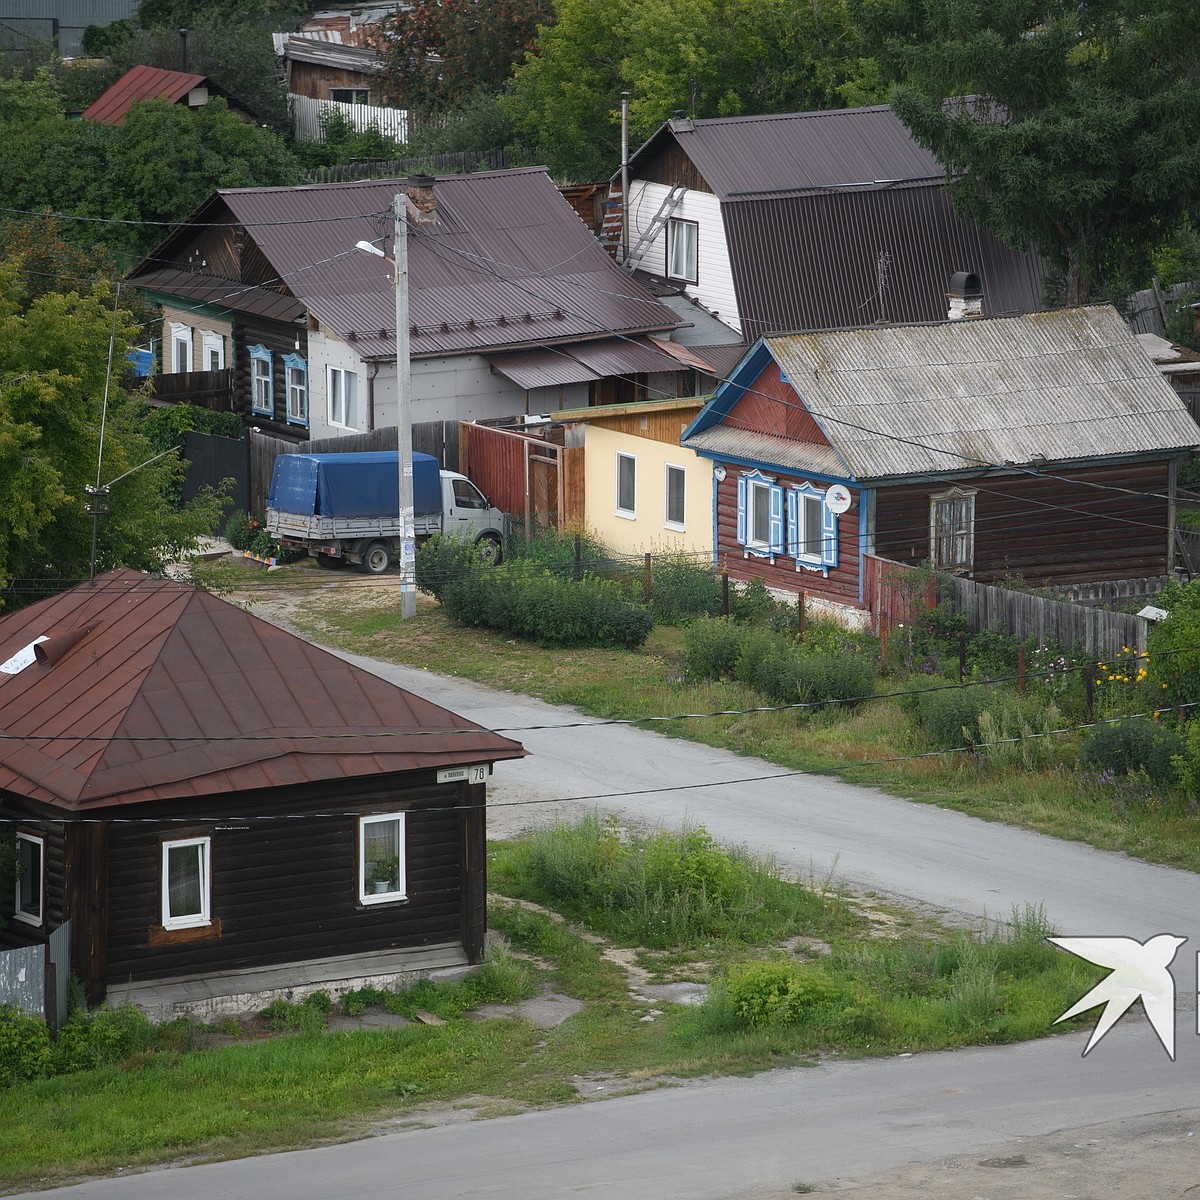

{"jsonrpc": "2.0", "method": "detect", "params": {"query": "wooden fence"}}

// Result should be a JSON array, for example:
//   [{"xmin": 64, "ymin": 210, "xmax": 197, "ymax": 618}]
[
  {"xmin": 861, "ymin": 553, "xmax": 935, "ymax": 636},
  {"xmin": 151, "ymin": 369, "xmax": 233, "ymax": 411},
  {"xmin": 950, "ymin": 576, "xmax": 1149, "ymax": 657}
]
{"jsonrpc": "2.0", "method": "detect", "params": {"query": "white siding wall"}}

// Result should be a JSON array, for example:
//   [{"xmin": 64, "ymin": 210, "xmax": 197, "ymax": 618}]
[{"xmin": 626, "ymin": 183, "xmax": 740, "ymax": 335}]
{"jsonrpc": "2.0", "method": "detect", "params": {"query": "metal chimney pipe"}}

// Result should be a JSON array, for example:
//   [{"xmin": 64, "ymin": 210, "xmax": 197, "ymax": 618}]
[
  {"xmin": 179, "ymin": 27, "xmax": 189, "ymax": 71},
  {"xmin": 620, "ymin": 92, "xmax": 630, "ymax": 264}
]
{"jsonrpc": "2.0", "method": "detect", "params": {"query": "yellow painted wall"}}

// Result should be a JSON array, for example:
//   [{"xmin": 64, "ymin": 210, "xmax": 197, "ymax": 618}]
[{"xmin": 583, "ymin": 425, "xmax": 713, "ymax": 557}]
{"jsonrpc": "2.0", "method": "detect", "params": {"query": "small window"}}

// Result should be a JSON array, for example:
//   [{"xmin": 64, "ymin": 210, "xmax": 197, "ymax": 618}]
[
  {"xmin": 201, "ymin": 329, "xmax": 225, "ymax": 372},
  {"xmin": 329, "ymin": 367, "xmax": 358, "ymax": 429},
  {"xmin": 169, "ymin": 322, "xmax": 193, "ymax": 374},
  {"xmin": 14, "ymin": 832, "xmax": 43, "ymax": 927},
  {"xmin": 162, "ymin": 837, "xmax": 210, "ymax": 930},
  {"xmin": 797, "ymin": 492, "xmax": 823, "ymax": 562},
  {"xmin": 667, "ymin": 219, "xmax": 698, "ymax": 283},
  {"xmin": 787, "ymin": 483, "xmax": 838, "ymax": 573},
  {"xmin": 616, "ymin": 452, "xmax": 636, "ymax": 518},
  {"xmin": 931, "ymin": 488, "xmax": 976, "ymax": 572},
  {"xmin": 284, "ymin": 353, "xmax": 308, "ymax": 426},
  {"xmin": 360, "ymin": 814, "xmax": 406, "ymax": 904},
  {"xmin": 736, "ymin": 471, "xmax": 784, "ymax": 559},
  {"xmin": 250, "ymin": 344, "xmax": 273, "ymax": 415},
  {"xmin": 452, "ymin": 478, "xmax": 487, "ymax": 509},
  {"xmin": 330, "ymin": 87, "xmax": 370, "ymax": 104},
  {"xmin": 664, "ymin": 463, "xmax": 685, "ymax": 529}
]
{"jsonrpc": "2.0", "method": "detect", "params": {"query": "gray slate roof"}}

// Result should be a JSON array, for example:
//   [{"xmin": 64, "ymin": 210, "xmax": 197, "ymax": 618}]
[{"xmin": 686, "ymin": 307, "xmax": 1200, "ymax": 481}]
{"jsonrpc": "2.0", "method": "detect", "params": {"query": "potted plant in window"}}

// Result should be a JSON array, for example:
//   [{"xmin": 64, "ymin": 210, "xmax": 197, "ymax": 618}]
[{"xmin": 368, "ymin": 854, "xmax": 399, "ymax": 894}]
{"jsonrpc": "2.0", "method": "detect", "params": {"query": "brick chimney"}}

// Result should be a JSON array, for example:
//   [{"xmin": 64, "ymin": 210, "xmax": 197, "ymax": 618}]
[
  {"xmin": 406, "ymin": 174, "xmax": 437, "ymax": 216},
  {"xmin": 947, "ymin": 270, "xmax": 983, "ymax": 320}
]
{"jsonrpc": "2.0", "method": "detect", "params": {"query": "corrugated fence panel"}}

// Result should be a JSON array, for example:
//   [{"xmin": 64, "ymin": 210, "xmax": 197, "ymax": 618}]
[
  {"xmin": 0, "ymin": 944, "xmax": 44, "ymax": 1019},
  {"xmin": 460, "ymin": 423, "xmax": 534, "ymax": 517},
  {"xmin": 291, "ymin": 94, "xmax": 408, "ymax": 144},
  {"xmin": 48, "ymin": 919, "xmax": 71, "ymax": 1028}
]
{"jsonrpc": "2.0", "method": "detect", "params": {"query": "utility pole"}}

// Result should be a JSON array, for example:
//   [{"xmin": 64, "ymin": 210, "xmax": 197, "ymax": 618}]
[{"xmin": 394, "ymin": 191, "xmax": 417, "ymax": 620}]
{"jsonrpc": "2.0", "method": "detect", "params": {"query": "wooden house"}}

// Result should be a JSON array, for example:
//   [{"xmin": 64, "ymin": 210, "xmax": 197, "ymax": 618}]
[
  {"xmin": 81, "ymin": 64, "xmax": 256, "ymax": 125},
  {"xmin": 0, "ymin": 570, "xmax": 525, "ymax": 1017},
  {"xmin": 127, "ymin": 170, "xmax": 698, "ymax": 449},
  {"xmin": 681, "ymin": 307, "xmax": 1200, "ymax": 622},
  {"xmin": 613, "ymin": 106, "xmax": 1046, "ymax": 343}
]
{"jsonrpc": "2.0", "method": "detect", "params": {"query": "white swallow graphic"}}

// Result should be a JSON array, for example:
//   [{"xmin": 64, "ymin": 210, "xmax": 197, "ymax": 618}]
[{"xmin": 1050, "ymin": 934, "xmax": 1185, "ymax": 1059}]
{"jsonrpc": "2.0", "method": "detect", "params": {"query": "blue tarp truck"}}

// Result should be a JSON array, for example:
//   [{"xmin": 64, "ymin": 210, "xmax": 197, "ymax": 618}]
[{"xmin": 266, "ymin": 451, "xmax": 508, "ymax": 573}]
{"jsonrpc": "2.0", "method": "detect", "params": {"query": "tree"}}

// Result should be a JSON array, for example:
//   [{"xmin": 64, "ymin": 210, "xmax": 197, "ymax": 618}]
[
  {"xmin": 506, "ymin": 0, "xmax": 881, "ymax": 182},
  {"xmin": 375, "ymin": 0, "xmax": 554, "ymax": 112},
  {"xmin": 0, "ymin": 260, "xmax": 227, "ymax": 606},
  {"xmin": 852, "ymin": 0, "xmax": 1200, "ymax": 304}
]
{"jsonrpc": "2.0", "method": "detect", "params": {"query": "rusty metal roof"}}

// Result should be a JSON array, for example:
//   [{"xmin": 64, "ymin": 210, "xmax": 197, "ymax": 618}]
[
  {"xmin": 81, "ymin": 65, "xmax": 209, "ymax": 125},
  {"xmin": 685, "ymin": 307, "xmax": 1200, "ymax": 481},
  {"xmin": 0, "ymin": 571, "xmax": 524, "ymax": 810},
  {"xmin": 628, "ymin": 107, "xmax": 945, "ymax": 199},
  {"xmin": 178, "ymin": 170, "xmax": 680, "ymax": 360}
]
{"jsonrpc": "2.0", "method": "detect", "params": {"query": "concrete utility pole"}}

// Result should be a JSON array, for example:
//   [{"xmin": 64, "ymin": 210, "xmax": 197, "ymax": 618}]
[{"xmin": 393, "ymin": 191, "xmax": 417, "ymax": 620}]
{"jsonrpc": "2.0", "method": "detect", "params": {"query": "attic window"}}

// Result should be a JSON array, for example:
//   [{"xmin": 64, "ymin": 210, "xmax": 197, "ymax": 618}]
[{"xmin": 667, "ymin": 219, "xmax": 698, "ymax": 284}]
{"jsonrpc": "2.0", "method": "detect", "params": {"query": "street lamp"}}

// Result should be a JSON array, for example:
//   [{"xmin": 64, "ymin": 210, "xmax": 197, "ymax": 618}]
[{"xmin": 356, "ymin": 191, "xmax": 416, "ymax": 620}]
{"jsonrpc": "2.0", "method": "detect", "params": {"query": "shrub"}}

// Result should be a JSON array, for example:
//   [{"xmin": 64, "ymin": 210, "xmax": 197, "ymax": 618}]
[
  {"xmin": 682, "ymin": 617, "xmax": 744, "ymax": 681},
  {"xmin": 793, "ymin": 652, "xmax": 878, "ymax": 709},
  {"xmin": 736, "ymin": 628, "xmax": 799, "ymax": 703},
  {"xmin": 259, "ymin": 997, "xmax": 325, "ymax": 1033},
  {"xmin": 1081, "ymin": 717, "xmax": 1184, "ymax": 783},
  {"xmin": 915, "ymin": 684, "xmax": 991, "ymax": 750},
  {"xmin": 729, "ymin": 577, "xmax": 781, "ymax": 626},
  {"xmin": 415, "ymin": 532, "xmax": 484, "ymax": 601},
  {"xmin": 51, "ymin": 1004, "xmax": 153, "ymax": 1074},
  {"xmin": 0, "ymin": 1005, "xmax": 52, "ymax": 1086},
  {"xmin": 648, "ymin": 557, "xmax": 720, "ymax": 624},
  {"xmin": 225, "ymin": 509, "xmax": 261, "ymax": 551},
  {"xmin": 725, "ymin": 961, "xmax": 837, "ymax": 1027}
]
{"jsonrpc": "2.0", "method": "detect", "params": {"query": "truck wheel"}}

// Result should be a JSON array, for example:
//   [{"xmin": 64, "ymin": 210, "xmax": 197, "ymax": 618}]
[
  {"xmin": 315, "ymin": 552, "xmax": 345, "ymax": 569},
  {"xmin": 361, "ymin": 541, "xmax": 391, "ymax": 574},
  {"xmin": 476, "ymin": 534, "xmax": 503, "ymax": 566}
]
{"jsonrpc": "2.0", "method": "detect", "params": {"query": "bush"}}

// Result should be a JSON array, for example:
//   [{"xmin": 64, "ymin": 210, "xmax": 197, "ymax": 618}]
[
  {"xmin": 440, "ymin": 561, "xmax": 653, "ymax": 649},
  {"xmin": 1081, "ymin": 717, "xmax": 1184, "ymax": 783},
  {"xmin": 0, "ymin": 1006, "xmax": 52, "ymax": 1086},
  {"xmin": 793, "ymin": 651, "xmax": 878, "ymax": 709},
  {"xmin": 225, "ymin": 509, "xmax": 261, "ymax": 551},
  {"xmin": 416, "ymin": 532, "xmax": 484, "ymax": 601},
  {"xmin": 915, "ymin": 684, "xmax": 990, "ymax": 750},
  {"xmin": 647, "ymin": 557, "xmax": 720, "ymax": 624},
  {"xmin": 725, "ymin": 961, "xmax": 837, "ymax": 1027},
  {"xmin": 683, "ymin": 617, "xmax": 744, "ymax": 681},
  {"xmin": 51, "ymin": 1005, "xmax": 153, "ymax": 1074}
]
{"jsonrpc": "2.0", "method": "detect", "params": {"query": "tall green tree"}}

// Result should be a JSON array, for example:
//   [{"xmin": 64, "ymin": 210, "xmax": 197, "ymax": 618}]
[
  {"xmin": 507, "ymin": 0, "xmax": 880, "ymax": 181},
  {"xmin": 0, "ymin": 260, "xmax": 227, "ymax": 604},
  {"xmin": 852, "ymin": 0, "xmax": 1200, "ymax": 304}
]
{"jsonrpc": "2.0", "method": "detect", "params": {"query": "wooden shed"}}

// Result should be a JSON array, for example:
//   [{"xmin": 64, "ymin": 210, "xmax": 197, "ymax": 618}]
[
  {"xmin": 682, "ymin": 307, "xmax": 1200, "ymax": 620},
  {"xmin": 0, "ymin": 571, "xmax": 525, "ymax": 1016}
]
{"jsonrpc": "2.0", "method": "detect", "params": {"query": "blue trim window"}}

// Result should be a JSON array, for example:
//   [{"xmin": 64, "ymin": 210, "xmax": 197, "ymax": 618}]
[
  {"xmin": 737, "ymin": 470, "xmax": 784, "ymax": 561},
  {"xmin": 250, "ymin": 344, "xmax": 273, "ymax": 415},
  {"xmin": 284, "ymin": 353, "xmax": 308, "ymax": 427},
  {"xmin": 786, "ymin": 483, "xmax": 838, "ymax": 576}
]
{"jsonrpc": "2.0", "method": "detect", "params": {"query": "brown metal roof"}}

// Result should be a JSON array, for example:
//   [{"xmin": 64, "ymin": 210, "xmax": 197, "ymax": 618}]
[
  {"xmin": 485, "ymin": 336, "xmax": 688, "ymax": 389},
  {"xmin": 724, "ymin": 181, "xmax": 1046, "ymax": 342},
  {"xmin": 0, "ymin": 571, "xmax": 525, "ymax": 810},
  {"xmin": 125, "ymin": 267, "xmax": 305, "ymax": 324},
  {"xmin": 81, "ymin": 65, "xmax": 209, "ymax": 125},
  {"xmin": 627, "ymin": 107, "xmax": 945, "ymax": 200},
  {"xmin": 211, "ymin": 170, "xmax": 681, "ymax": 359}
]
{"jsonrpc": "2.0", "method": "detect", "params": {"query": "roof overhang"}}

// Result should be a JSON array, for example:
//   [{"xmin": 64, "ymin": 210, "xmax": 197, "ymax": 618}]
[{"xmin": 485, "ymin": 337, "xmax": 686, "ymax": 390}]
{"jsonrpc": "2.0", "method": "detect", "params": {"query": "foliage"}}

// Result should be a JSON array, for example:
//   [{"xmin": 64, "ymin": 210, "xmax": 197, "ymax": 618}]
[
  {"xmin": 415, "ymin": 531, "xmax": 492, "ymax": 601},
  {"xmin": 50, "ymin": 1006, "xmax": 154, "ymax": 1075},
  {"xmin": 376, "ymin": 0, "xmax": 554, "ymax": 112},
  {"xmin": 138, "ymin": 402, "xmax": 242, "ymax": 457},
  {"xmin": 291, "ymin": 109, "xmax": 407, "ymax": 170},
  {"xmin": 439, "ymin": 558, "xmax": 653, "ymax": 649},
  {"xmin": 854, "ymin": 0, "xmax": 1200, "ymax": 304},
  {"xmin": 0, "ymin": 1007, "xmax": 52, "ymax": 1086},
  {"xmin": 1081, "ymin": 717, "xmax": 1184, "ymax": 784},
  {"xmin": 724, "ymin": 960, "xmax": 838, "ymax": 1027},
  {"xmin": 913, "ymin": 683, "xmax": 991, "ymax": 750},
  {"xmin": 224, "ymin": 510, "xmax": 260, "ymax": 552},
  {"xmin": 646, "ymin": 556, "xmax": 720, "ymax": 624},
  {"xmin": 0, "ymin": 262, "xmax": 228, "ymax": 606},
  {"xmin": 0, "ymin": 72, "xmax": 298, "ymax": 263},
  {"xmin": 506, "ymin": 0, "xmax": 883, "ymax": 181},
  {"xmin": 258, "ymin": 994, "xmax": 328, "ymax": 1034},
  {"xmin": 1145, "ymin": 576, "xmax": 1200, "ymax": 714},
  {"xmin": 682, "ymin": 616, "xmax": 745, "ymax": 680}
]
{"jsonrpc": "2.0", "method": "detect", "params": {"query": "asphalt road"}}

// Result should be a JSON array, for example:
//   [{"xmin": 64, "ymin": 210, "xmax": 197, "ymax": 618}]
[{"xmin": 17, "ymin": 652, "xmax": 1199, "ymax": 1199}]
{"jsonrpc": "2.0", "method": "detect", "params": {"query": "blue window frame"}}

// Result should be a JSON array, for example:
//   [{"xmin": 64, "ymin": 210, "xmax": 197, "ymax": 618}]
[
  {"xmin": 736, "ymin": 470, "xmax": 784, "ymax": 560},
  {"xmin": 249, "ymin": 344, "xmax": 273, "ymax": 415},
  {"xmin": 283, "ymin": 353, "xmax": 308, "ymax": 427},
  {"xmin": 786, "ymin": 483, "xmax": 838, "ymax": 576}
]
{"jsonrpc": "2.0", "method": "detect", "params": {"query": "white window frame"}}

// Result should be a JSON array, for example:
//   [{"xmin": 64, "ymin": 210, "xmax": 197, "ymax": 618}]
[
  {"xmin": 737, "ymin": 470, "xmax": 784, "ymax": 560},
  {"xmin": 284, "ymin": 353, "xmax": 308, "ymax": 426},
  {"xmin": 359, "ymin": 813, "xmax": 407, "ymax": 905},
  {"xmin": 169, "ymin": 322, "xmax": 193, "ymax": 374},
  {"xmin": 14, "ymin": 831, "xmax": 44, "ymax": 927},
  {"xmin": 328, "ymin": 366, "xmax": 358, "ymax": 429},
  {"xmin": 786, "ymin": 482, "xmax": 839, "ymax": 576},
  {"xmin": 615, "ymin": 451, "xmax": 636, "ymax": 519},
  {"xmin": 161, "ymin": 837, "xmax": 211, "ymax": 930},
  {"xmin": 666, "ymin": 218, "xmax": 698, "ymax": 283},
  {"xmin": 250, "ymin": 344, "xmax": 273, "ymax": 414},
  {"xmin": 200, "ymin": 329, "xmax": 225, "ymax": 372},
  {"xmin": 664, "ymin": 463, "xmax": 686, "ymax": 530},
  {"xmin": 930, "ymin": 487, "xmax": 976, "ymax": 573}
]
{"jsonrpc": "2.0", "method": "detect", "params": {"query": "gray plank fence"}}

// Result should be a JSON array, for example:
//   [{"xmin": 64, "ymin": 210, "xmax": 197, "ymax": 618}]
[{"xmin": 951, "ymin": 576, "xmax": 1150, "ymax": 658}]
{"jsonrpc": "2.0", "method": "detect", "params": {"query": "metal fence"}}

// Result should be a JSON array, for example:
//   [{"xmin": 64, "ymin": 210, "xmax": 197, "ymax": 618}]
[
  {"xmin": 0, "ymin": 920, "xmax": 71, "ymax": 1027},
  {"xmin": 291, "ymin": 94, "xmax": 408, "ymax": 144}
]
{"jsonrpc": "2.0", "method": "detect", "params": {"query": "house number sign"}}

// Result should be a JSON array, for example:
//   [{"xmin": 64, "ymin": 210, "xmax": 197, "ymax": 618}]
[{"xmin": 437, "ymin": 764, "xmax": 490, "ymax": 785}]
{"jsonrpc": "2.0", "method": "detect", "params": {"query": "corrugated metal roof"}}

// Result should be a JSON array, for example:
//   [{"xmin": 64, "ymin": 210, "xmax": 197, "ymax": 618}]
[
  {"xmin": 724, "ymin": 181, "xmax": 1046, "ymax": 341},
  {"xmin": 0, "ymin": 570, "xmax": 524, "ymax": 809},
  {"xmin": 485, "ymin": 336, "xmax": 684, "ymax": 389},
  {"xmin": 278, "ymin": 35, "xmax": 381, "ymax": 71},
  {"xmin": 690, "ymin": 307, "xmax": 1200, "ymax": 480},
  {"xmin": 81, "ymin": 65, "xmax": 208, "ymax": 125},
  {"xmin": 685, "ymin": 426, "xmax": 850, "ymax": 477},
  {"xmin": 126, "ymin": 267, "xmax": 305, "ymax": 324},
  {"xmin": 208, "ymin": 170, "xmax": 681, "ymax": 360},
  {"xmin": 627, "ymin": 107, "xmax": 944, "ymax": 200}
]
